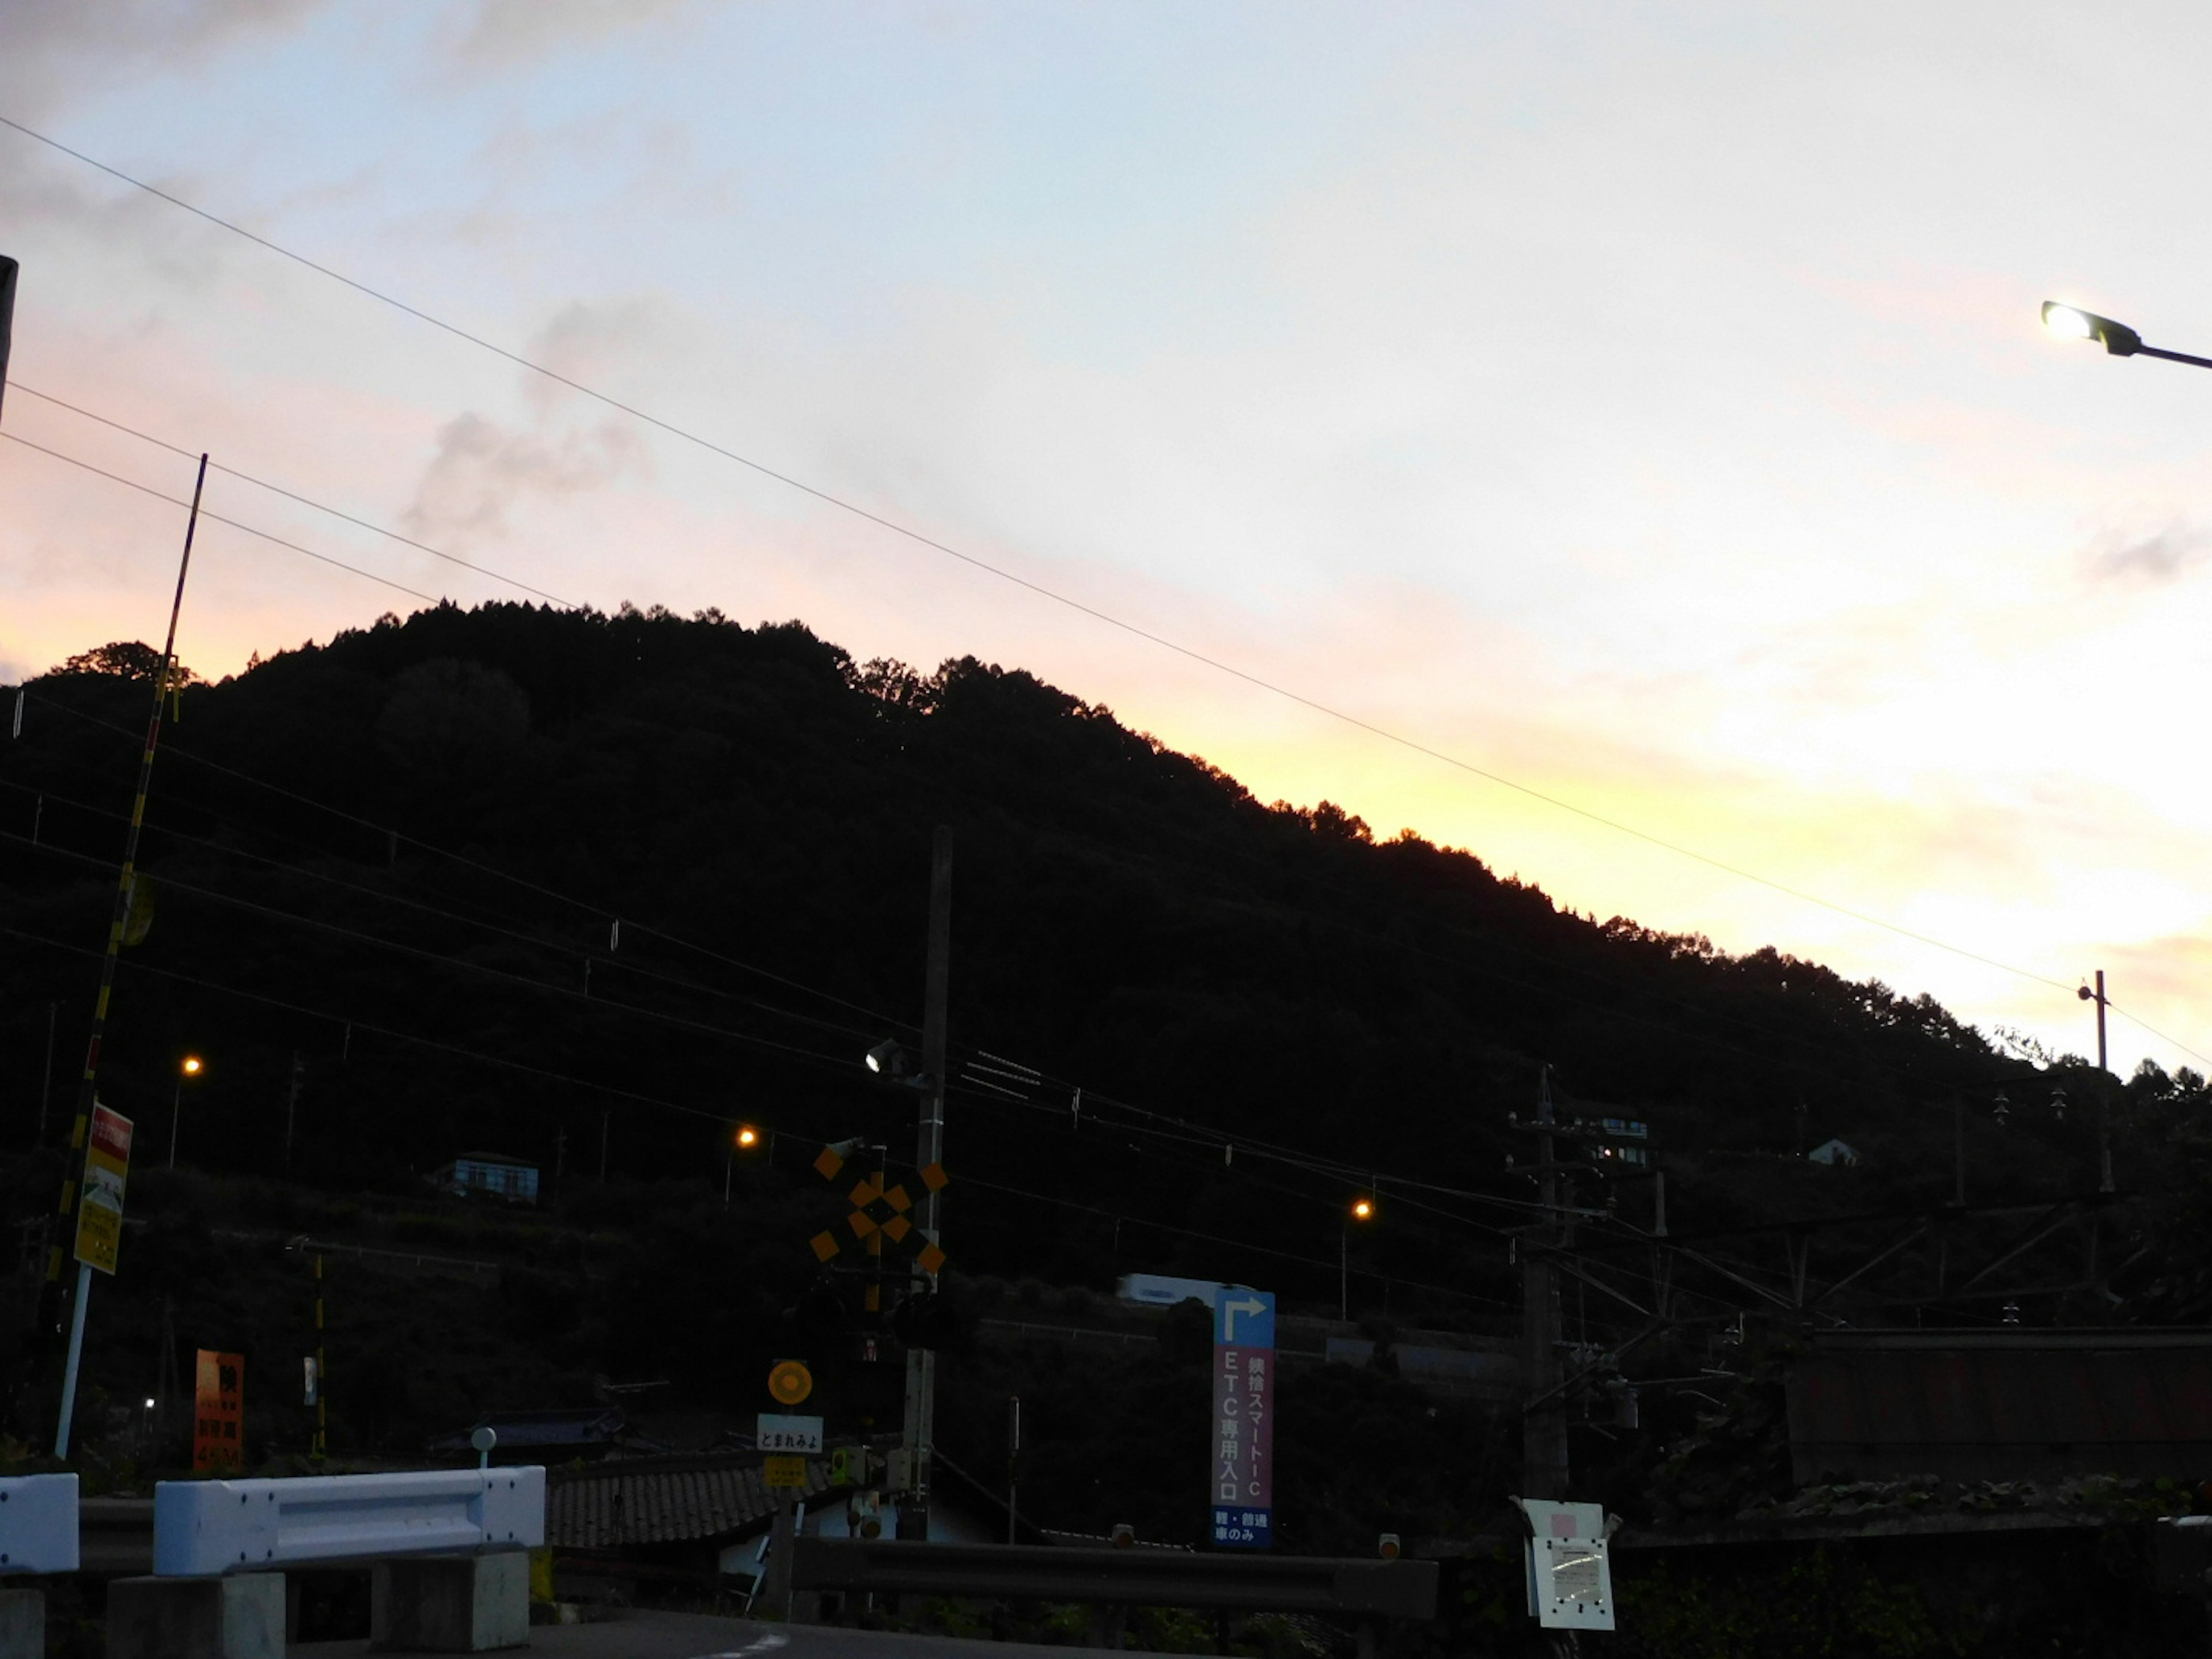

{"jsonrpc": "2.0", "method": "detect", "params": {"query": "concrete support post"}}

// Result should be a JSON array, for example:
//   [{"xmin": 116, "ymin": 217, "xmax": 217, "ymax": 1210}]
[
  {"xmin": 0, "ymin": 1589, "xmax": 40, "ymax": 1659},
  {"xmin": 370, "ymin": 1551, "xmax": 529, "ymax": 1652},
  {"xmin": 108, "ymin": 1573, "xmax": 285, "ymax": 1659}
]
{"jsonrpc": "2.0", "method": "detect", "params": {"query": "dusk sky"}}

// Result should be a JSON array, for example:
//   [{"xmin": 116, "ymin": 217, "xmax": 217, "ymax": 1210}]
[{"xmin": 5, "ymin": 2, "xmax": 2210, "ymax": 1076}]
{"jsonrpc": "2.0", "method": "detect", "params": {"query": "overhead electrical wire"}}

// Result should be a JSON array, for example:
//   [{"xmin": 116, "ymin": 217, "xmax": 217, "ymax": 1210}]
[
  {"xmin": 0, "ymin": 431, "xmax": 442, "ymax": 604},
  {"xmin": 16, "ymin": 688, "xmax": 911, "ymax": 1035},
  {"xmin": 9, "ymin": 382, "xmax": 573, "ymax": 605},
  {"xmin": 0, "ymin": 915, "xmax": 1555, "ymax": 1315},
  {"xmin": 0, "ymin": 112, "xmax": 2089, "ymax": 1005},
  {"xmin": 5, "ymin": 829, "xmax": 874, "ymax": 1075},
  {"xmin": 0, "ymin": 773, "xmax": 894, "ymax": 1053}
]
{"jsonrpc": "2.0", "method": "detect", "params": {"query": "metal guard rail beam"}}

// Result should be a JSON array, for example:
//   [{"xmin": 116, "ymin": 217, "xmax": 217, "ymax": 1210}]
[
  {"xmin": 154, "ymin": 1468, "xmax": 544, "ymax": 1577},
  {"xmin": 790, "ymin": 1539, "xmax": 1438, "ymax": 1620}
]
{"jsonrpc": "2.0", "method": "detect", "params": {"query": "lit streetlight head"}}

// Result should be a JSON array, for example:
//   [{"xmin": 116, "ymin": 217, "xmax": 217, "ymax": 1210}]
[
  {"xmin": 2041, "ymin": 301, "xmax": 2142, "ymax": 356},
  {"xmin": 735, "ymin": 1124, "xmax": 760, "ymax": 1149},
  {"xmin": 181, "ymin": 1055, "xmax": 202, "ymax": 1076},
  {"xmin": 1350, "ymin": 1197, "xmax": 1374, "ymax": 1221},
  {"xmin": 865, "ymin": 1037, "xmax": 912, "ymax": 1079}
]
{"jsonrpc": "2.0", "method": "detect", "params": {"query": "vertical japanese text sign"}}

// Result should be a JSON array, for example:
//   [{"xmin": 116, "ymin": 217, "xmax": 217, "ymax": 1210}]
[
  {"xmin": 1210, "ymin": 1287, "xmax": 1275, "ymax": 1548},
  {"xmin": 74, "ymin": 1104, "xmax": 133, "ymax": 1274},
  {"xmin": 193, "ymin": 1349, "xmax": 245, "ymax": 1474}
]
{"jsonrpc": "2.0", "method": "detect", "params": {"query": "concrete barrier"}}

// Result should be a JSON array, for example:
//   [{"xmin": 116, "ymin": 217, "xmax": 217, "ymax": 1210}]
[
  {"xmin": 0, "ymin": 1474, "xmax": 78, "ymax": 1659},
  {"xmin": 154, "ymin": 1468, "xmax": 543, "ymax": 1576},
  {"xmin": 0, "ymin": 1474, "xmax": 78, "ymax": 1576},
  {"xmin": 108, "ymin": 1469, "xmax": 544, "ymax": 1657}
]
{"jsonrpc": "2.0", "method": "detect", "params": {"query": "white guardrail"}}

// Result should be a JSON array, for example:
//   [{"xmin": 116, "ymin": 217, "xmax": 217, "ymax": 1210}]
[
  {"xmin": 0, "ymin": 1475, "xmax": 78, "ymax": 1575},
  {"xmin": 153, "ymin": 1468, "xmax": 544, "ymax": 1577}
]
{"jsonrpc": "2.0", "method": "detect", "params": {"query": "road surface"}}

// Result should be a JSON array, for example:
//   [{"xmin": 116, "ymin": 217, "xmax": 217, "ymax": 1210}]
[{"xmin": 297, "ymin": 1608, "xmax": 1120, "ymax": 1658}]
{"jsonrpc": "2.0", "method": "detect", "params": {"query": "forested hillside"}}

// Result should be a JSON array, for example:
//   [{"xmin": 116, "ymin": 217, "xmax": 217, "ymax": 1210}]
[{"xmin": 5, "ymin": 603, "xmax": 2209, "ymax": 1499}]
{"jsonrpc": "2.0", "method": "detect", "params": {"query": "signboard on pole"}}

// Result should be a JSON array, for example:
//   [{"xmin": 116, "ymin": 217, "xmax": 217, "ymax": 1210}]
[
  {"xmin": 1210, "ymin": 1287, "xmax": 1275, "ymax": 1548},
  {"xmin": 73, "ymin": 1104, "xmax": 132, "ymax": 1275},
  {"xmin": 757, "ymin": 1413, "xmax": 824, "ymax": 1453},
  {"xmin": 1516, "ymin": 1498, "xmax": 1615, "ymax": 1631},
  {"xmin": 193, "ymin": 1350, "xmax": 245, "ymax": 1474},
  {"xmin": 763, "ymin": 1455, "xmax": 808, "ymax": 1489}
]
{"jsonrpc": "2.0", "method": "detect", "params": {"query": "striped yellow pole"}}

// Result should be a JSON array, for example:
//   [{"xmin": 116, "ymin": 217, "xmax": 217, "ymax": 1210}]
[{"xmin": 43, "ymin": 457, "xmax": 206, "ymax": 1433}]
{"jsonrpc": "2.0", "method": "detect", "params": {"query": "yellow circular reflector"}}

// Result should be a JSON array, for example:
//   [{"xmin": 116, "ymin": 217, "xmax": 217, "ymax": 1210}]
[{"xmin": 768, "ymin": 1359, "xmax": 814, "ymax": 1406}]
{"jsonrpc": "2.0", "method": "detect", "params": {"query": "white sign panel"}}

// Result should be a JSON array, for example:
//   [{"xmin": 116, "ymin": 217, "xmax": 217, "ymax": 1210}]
[
  {"xmin": 1516, "ymin": 1498, "xmax": 1615, "ymax": 1631},
  {"xmin": 757, "ymin": 1412, "xmax": 824, "ymax": 1453}
]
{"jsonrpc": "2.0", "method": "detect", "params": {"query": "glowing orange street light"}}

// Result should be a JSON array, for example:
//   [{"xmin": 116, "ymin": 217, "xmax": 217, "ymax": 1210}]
[
  {"xmin": 726, "ymin": 1123, "xmax": 765, "ymax": 1208},
  {"xmin": 1342, "ymin": 1195, "xmax": 1376, "ymax": 1320},
  {"xmin": 169, "ymin": 1055, "xmax": 203, "ymax": 1169}
]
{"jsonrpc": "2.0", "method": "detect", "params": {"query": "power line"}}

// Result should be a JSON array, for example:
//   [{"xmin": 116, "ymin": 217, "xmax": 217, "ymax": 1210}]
[
  {"xmin": 0, "ymin": 430, "xmax": 442, "ymax": 603},
  {"xmin": 0, "ymin": 113, "xmax": 2084, "ymax": 1001},
  {"xmin": 0, "ymin": 773, "xmax": 889, "ymax": 1052},
  {"xmin": 12, "ymin": 410, "xmax": 2165, "ymax": 1083},
  {"xmin": 9, "ymin": 382, "xmax": 573, "ymax": 605},
  {"xmin": 4, "ymin": 828, "xmax": 875, "ymax": 1074},
  {"xmin": 18, "ymin": 688, "xmax": 910, "ymax": 1034}
]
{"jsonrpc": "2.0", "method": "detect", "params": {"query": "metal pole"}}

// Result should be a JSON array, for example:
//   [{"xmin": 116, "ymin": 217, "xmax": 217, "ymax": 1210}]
[
  {"xmin": 1339, "ymin": 1224, "xmax": 1349, "ymax": 1322},
  {"xmin": 900, "ymin": 826, "xmax": 952, "ymax": 1540},
  {"xmin": 1952, "ymin": 1096, "xmax": 1965, "ymax": 1208},
  {"xmin": 37, "ymin": 1002, "xmax": 57, "ymax": 1143},
  {"xmin": 313, "ymin": 1253, "xmax": 327, "ymax": 1462},
  {"xmin": 54, "ymin": 1262, "xmax": 92, "ymax": 1457},
  {"xmin": 283, "ymin": 1053, "xmax": 303, "ymax": 1173},
  {"xmin": 1007, "ymin": 1393, "xmax": 1020, "ymax": 1545},
  {"xmin": 168, "ymin": 1075, "xmax": 183, "ymax": 1170},
  {"xmin": 44, "ymin": 455, "xmax": 206, "ymax": 1362}
]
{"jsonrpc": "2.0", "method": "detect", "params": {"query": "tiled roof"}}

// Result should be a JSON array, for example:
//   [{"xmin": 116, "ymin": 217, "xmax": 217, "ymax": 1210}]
[{"xmin": 548, "ymin": 1452, "xmax": 830, "ymax": 1548}]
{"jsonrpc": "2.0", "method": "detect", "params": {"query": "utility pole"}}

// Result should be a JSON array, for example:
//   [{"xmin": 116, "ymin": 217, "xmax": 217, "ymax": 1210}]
[
  {"xmin": 47, "ymin": 455, "xmax": 206, "ymax": 1447},
  {"xmin": 899, "ymin": 826, "xmax": 952, "ymax": 1540},
  {"xmin": 282, "ymin": 1052, "xmax": 304, "ymax": 1173},
  {"xmin": 2081, "ymin": 969, "xmax": 2113, "ymax": 1194},
  {"xmin": 1520, "ymin": 1066, "xmax": 1570, "ymax": 1500},
  {"xmin": 37, "ymin": 1002, "xmax": 57, "ymax": 1144}
]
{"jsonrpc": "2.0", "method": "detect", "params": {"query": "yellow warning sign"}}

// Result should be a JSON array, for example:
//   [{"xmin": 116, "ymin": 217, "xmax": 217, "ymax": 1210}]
[
  {"xmin": 764, "ymin": 1454, "xmax": 808, "ymax": 1489},
  {"xmin": 73, "ymin": 1104, "xmax": 134, "ymax": 1276}
]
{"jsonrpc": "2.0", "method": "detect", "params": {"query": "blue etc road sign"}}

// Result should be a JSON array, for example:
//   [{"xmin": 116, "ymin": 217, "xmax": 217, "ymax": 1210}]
[{"xmin": 1211, "ymin": 1287, "xmax": 1275, "ymax": 1548}]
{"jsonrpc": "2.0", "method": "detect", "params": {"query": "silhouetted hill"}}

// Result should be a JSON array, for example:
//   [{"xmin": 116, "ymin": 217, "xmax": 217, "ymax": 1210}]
[{"xmin": 4, "ymin": 602, "xmax": 2199, "ymax": 1332}]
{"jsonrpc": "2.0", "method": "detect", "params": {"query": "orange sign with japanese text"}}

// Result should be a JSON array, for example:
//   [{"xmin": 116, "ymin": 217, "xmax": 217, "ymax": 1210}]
[{"xmin": 193, "ymin": 1349, "xmax": 245, "ymax": 1474}]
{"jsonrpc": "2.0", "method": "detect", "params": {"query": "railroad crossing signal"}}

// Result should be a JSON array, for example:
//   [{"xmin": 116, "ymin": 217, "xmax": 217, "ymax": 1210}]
[{"xmin": 807, "ymin": 1144, "xmax": 949, "ymax": 1276}]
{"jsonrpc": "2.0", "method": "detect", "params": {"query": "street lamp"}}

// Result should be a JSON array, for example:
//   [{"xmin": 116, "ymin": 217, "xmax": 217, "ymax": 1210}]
[
  {"xmin": 1341, "ymin": 1196, "xmax": 1375, "ymax": 1321},
  {"xmin": 725, "ymin": 1123, "xmax": 764, "ymax": 1209},
  {"xmin": 2042, "ymin": 301, "xmax": 2212, "ymax": 370},
  {"xmin": 169, "ymin": 1054, "xmax": 202, "ymax": 1169}
]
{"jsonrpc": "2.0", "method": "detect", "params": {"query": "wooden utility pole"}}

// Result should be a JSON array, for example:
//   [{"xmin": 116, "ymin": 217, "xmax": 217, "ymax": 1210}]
[{"xmin": 899, "ymin": 826, "xmax": 952, "ymax": 1540}]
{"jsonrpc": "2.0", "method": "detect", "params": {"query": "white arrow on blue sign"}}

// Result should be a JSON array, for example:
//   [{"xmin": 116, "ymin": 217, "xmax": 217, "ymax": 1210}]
[{"xmin": 1210, "ymin": 1287, "xmax": 1275, "ymax": 1549}]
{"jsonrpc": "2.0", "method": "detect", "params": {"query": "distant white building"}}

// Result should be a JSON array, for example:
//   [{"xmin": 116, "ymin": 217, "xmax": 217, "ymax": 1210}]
[
  {"xmin": 435, "ymin": 1152, "xmax": 539, "ymax": 1203},
  {"xmin": 1116, "ymin": 1273, "xmax": 1237, "ymax": 1309},
  {"xmin": 1807, "ymin": 1138, "xmax": 1861, "ymax": 1167}
]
